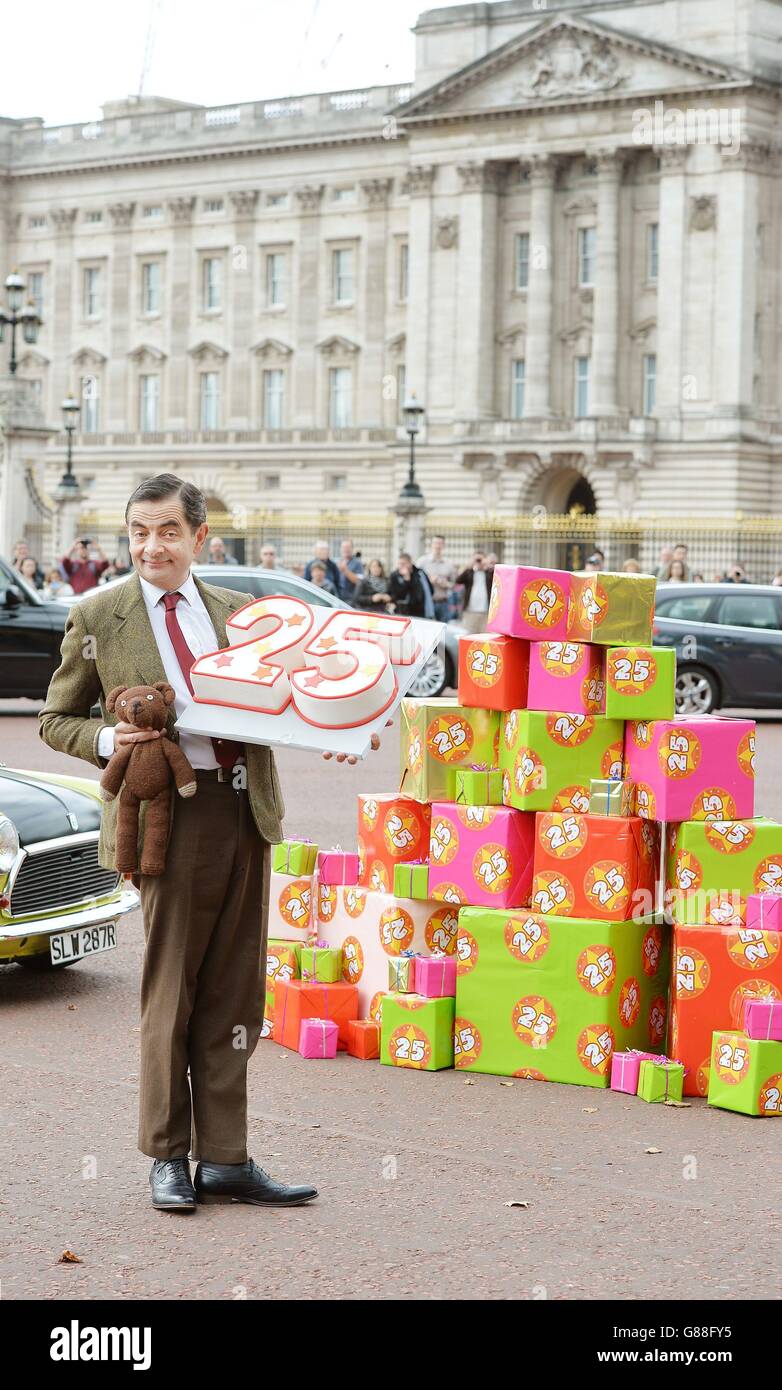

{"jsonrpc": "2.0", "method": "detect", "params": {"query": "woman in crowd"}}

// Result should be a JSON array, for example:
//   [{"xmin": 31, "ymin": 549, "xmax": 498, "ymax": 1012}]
[
  {"xmin": 354, "ymin": 559, "xmax": 392, "ymax": 612},
  {"xmin": 388, "ymin": 553, "xmax": 431, "ymax": 617},
  {"xmin": 18, "ymin": 555, "xmax": 44, "ymax": 590}
]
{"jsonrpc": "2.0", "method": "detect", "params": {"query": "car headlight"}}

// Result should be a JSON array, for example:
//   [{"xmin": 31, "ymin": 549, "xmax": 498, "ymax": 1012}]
[{"xmin": 0, "ymin": 815, "xmax": 20, "ymax": 876}]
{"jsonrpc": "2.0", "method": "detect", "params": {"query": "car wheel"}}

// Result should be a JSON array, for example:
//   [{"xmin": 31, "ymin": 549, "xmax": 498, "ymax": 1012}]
[
  {"xmin": 675, "ymin": 664, "xmax": 719, "ymax": 715},
  {"xmin": 18, "ymin": 953, "xmax": 78, "ymax": 970},
  {"xmin": 407, "ymin": 649, "xmax": 448, "ymax": 699}
]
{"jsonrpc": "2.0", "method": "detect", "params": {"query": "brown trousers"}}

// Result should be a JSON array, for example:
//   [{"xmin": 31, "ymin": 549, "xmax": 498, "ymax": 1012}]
[{"xmin": 136, "ymin": 770, "xmax": 270, "ymax": 1163}]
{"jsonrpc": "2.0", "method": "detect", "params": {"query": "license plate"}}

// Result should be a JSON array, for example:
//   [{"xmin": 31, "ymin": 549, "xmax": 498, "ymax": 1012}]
[{"xmin": 49, "ymin": 921, "xmax": 117, "ymax": 964}]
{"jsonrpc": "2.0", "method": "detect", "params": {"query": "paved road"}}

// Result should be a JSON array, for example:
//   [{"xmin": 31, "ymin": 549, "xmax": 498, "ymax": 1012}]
[{"xmin": 1, "ymin": 703, "xmax": 781, "ymax": 1300}]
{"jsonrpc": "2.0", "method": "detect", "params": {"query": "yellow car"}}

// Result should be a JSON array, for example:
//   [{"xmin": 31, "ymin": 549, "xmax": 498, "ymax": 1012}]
[{"xmin": 0, "ymin": 765, "xmax": 138, "ymax": 970}]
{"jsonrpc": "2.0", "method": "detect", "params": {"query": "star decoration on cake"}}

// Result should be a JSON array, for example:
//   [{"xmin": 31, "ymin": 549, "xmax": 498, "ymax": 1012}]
[
  {"xmin": 302, "ymin": 671, "xmax": 324, "ymax": 688},
  {"xmin": 317, "ymin": 636, "xmax": 338, "ymax": 650},
  {"xmin": 286, "ymin": 614, "xmax": 307, "ymax": 628},
  {"xmin": 358, "ymin": 663, "xmax": 381, "ymax": 678},
  {"xmin": 252, "ymin": 663, "xmax": 274, "ymax": 680},
  {"xmin": 214, "ymin": 652, "xmax": 234, "ymax": 668}
]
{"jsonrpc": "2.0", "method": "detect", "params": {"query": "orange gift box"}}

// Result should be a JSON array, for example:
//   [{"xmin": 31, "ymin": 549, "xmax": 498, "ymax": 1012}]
[
  {"xmin": 669, "ymin": 923, "xmax": 782, "ymax": 1095},
  {"xmin": 357, "ymin": 794, "xmax": 431, "ymax": 893},
  {"xmin": 273, "ymin": 978, "xmax": 359, "ymax": 1051},
  {"xmin": 531, "ymin": 812, "xmax": 658, "ymax": 922},
  {"xmin": 457, "ymin": 633, "xmax": 530, "ymax": 711},
  {"xmin": 346, "ymin": 1018, "xmax": 381, "ymax": 1059}
]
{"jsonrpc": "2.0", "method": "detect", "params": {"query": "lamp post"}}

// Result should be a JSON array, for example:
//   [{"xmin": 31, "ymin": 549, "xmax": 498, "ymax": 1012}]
[
  {"xmin": 59, "ymin": 392, "xmax": 81, "ymax": 491},
  {"xmin": 400, "ymin": 393, "xmax": 425, "ymax": 501},
  {"xmin": 0, "ymin": 270, "xmax": 42, "ymax": 375},
  {"xmin": 393, "ymin": 392, "xmax": 429, "ymax": 558}
]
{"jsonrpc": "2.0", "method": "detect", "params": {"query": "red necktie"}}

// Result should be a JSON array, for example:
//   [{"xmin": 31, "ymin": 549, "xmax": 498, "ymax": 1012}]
[{"xmin": 161, "ymin": 590, "xmax": 244, "ymax": 773}]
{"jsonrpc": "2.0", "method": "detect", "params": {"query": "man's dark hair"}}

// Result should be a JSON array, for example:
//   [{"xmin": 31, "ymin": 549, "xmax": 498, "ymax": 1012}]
[{"xmin": 125, "ymin": 473, "xmax": 207, "ymax": 529}]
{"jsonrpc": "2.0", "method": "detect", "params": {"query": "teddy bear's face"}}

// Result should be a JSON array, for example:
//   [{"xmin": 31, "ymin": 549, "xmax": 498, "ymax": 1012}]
[{"xmin": 107, "ymin": 682, "xmax": 174, "ymax": 730}]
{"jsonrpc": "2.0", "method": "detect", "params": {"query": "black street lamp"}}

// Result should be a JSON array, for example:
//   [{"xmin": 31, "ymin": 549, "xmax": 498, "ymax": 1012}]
[
  {"xmin": 400, "ymin": 392, "xmax": 425, "ymax": 501},
  {"xmin": 60, "ymin": 392, "xmax": 81, "ymax": 491},
  {"xmin": 0, "ymin": 270, "xmax": 42, "ymax": 375}
]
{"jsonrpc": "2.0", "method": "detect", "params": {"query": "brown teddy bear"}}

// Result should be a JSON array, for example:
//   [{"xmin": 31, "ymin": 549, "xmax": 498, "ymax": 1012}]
[{"xmin": 99, "ymin": 681, "xmax": 197, "ymax": 876}]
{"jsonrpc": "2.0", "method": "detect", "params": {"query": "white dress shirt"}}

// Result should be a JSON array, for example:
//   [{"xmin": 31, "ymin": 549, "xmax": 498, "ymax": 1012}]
[{"xmin": 97, "ymin": 569, "xmax": 235, "ymax": 769}]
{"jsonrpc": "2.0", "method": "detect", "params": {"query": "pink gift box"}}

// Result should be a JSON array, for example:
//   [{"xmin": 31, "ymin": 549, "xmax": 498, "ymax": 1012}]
[
  {"xmin": 528, "ymin": 640, "xmax": 606, "ymax": 715},
  {"xmin": 298, "ymin": 1017, "xmax": 339, "ymax": 1058},
  {"xmin": 745, "ymin": 894, "xmax": 782, "ymax": 932},
  {"xmin": 487, "ymin": 565, "xmax": 571, "ymax": 642},
  {"xmin": 317, "ymin": 850, "xmax": 360, "ymax": 886},
  {"xmin": 624, "ymin": 715, "xmax": 755, "ymax": 822},
  {"xmin": 415, "ymin": 954, "xmax": 457, "ymax": 998},
  {"xmin": 610, "ymin": 1049, "xmax": 662, "ymax": 1094},
  {"xmin": 428, "ymin": 802, "xmax": 535, "ymax": 909},
  {"xmin": 743, "ymin": 999, "xmax": 782, "ymax": 1041}
]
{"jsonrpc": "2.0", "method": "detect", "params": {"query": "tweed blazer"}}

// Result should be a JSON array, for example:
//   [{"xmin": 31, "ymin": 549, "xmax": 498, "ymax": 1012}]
[{"xmin": 38, "ymin": 571, "xmax": 285, "ymax": 870}]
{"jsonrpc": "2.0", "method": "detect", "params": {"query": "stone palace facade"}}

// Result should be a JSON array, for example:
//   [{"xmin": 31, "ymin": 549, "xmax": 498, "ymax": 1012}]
[{"xmin": 2, "ymin": 0, "xmax": 782, "ymax": 559}]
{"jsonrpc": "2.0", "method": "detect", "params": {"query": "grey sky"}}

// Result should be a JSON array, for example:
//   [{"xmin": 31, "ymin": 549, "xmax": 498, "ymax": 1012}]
[{"xmin": 6, "ymin": 0, "xmax": 456, "ymax": 127}]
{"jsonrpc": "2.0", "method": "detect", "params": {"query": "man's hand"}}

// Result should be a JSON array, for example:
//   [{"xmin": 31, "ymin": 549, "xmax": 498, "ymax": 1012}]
[
  {"xmin": 322, "ymin": 719, "xmax": 393, "ymax": 766},
  {"xmin": 113, "ymin": 720, "xmax": 162, "ymax": 749}
]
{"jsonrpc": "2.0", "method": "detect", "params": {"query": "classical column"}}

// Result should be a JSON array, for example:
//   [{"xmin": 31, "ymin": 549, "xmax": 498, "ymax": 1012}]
[
  {"xmin": 591, "ymin": 150, "xmax": 622, "ymax": 417},
  {"xmin": 50, "ymin": 208, "xmax": 78, "ymax": 408},
  {"xmin": 166, "ymin": 195, "xmax": 196, "ymax": 428},
  {"xmin": 292, "ymin": 184, "xmax": 324, "ymax": 428},
  {"xmin": 107, "ymin": 201, "xmax": 135, "ymax": 431},
  {"xmin": 404, "ymin": 165, "xmax": 436, "ymax": 408},
  {"xmin": 456, "ymin": 160, "xmax": 502, "ymax": 420},
  {"xmin": 655, "ymin": 146, "xmax": 688, "ymax": 419},
  {"xmin": 229, "ymin": 189, "xmax": 259, "ymax": 426},
  {"xmin": 359, "ymin": 178, "xmax": 392, "ymax": 425},
  {"xmin": 524, "ymin": 155, "xmax": 556, "ymax": 418},
  {"xmin": 715, "ymin": 143, "xmax": 768, "ymax": 414}
]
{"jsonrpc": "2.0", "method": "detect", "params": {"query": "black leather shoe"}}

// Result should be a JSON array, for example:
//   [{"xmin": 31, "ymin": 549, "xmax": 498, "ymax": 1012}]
[
  {"xmin": 193, "ymin": 1157, "xmax": 318, "ymax": 1207},
  {"xmin": 149, "ymin": 1156, "xmax": 196, "ymax": 1211}
]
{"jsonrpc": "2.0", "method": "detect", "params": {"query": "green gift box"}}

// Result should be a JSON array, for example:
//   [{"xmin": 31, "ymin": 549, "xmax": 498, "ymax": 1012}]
[
  {"xmin": 568, "ymin": 572, "xmax": 656, "ymax": 646},
  {"xmin": 455, "ymin": 906, "xmax": 670, "ymax": 1086},
  {"xmin": 605, "ymin": 646, "xmax": 676, "ymax": 720},
  {"xmin": 455, "ymin": 767, "xmax": 504, "ymax": 806},
  {"xmin": 400, "ymin": 698, "xmax": 499, "ymax": 802},
  {"xmin": 499, "ymin": 709, "xmax": 625, "ymax": 812},
  {"xmin": 272, "ymin": 839, "xmax": 318, "ymax": 876},
  {"xmin": 588, "ymin": 778, "xmax": 635, "ymax": 817},
  {"xmin": 300, "ymin": 945, "xmax": 342, "ymax": 984},
  {"xmin": 393, "ymin": 862, "xmax": 430, "ymax": 900},
  {"xmin": 666, "ymin": 817, "xmax": 782, "ymax": 925},
  {"xmin": 381, "ymin": 993, "xmax": 455, "ymax": 1071},
  {"xmin": 388, "ymin": 955, "xmax": 417, "ymax": 992},
  {"xmin": 707, "ymin": 1030, "xmax": 782, "ymax": 1116},
  {"xmin": 637, "ymin": 1058, "xmax": 684, "ymax": 1103}
]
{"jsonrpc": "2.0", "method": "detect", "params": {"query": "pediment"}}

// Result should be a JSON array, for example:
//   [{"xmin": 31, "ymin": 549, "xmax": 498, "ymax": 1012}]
[
  {"xmin": 128, "ymin": 343, "xmax": 166, "ymax": 364},
  {"xmin": 18, "ymin": 349, "xmax": 49, "ymax": 368},
  {"xmin": 395, "ymin": 15, "xmax": 753, "ymax": 121},
  {"xmin": 188, "ymin": 339, "xmax": 228, "ymax": 361},
  {"xmin": 251, "ymin": 337, "xmax": 293, "ymax": 358},
  {"xmin": 72, "ymin": 347, "xmax": 107, "ymax": 368},
  {"xmin": 316, "ymin": 334, "xmax": 360, "ymax": 356}
]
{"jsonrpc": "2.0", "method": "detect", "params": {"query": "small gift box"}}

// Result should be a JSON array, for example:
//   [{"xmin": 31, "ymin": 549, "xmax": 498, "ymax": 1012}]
[
  {"xmin": 346, "ymin": 1018, "xmax": 381, "ymax": 1060},
  {"xmin": 745, "ymin": 893, "xmax": 782, "ymax": 932},
  {"xmin": 455, "ymin": 767, "xmax": 504, "ymax": 806},
  {"xmin": 589, "ymin": 778, "xmax": 634, "ymax": 818},
  {"xmin": 637, "ymin": 1058, "xmax": 685, "ymax": 1104},
  {"xmin": 317, "ymin": 849, "xmax": 360, "ymax": 886},
  {"xmin": 300, "ymin": 944, "xmax": 343, "ymax": 984},
  {"xmin": 272, "ymin": 839, "xmax": 318, "ymax": 876},
  {"xmin": 298, "ymin": 1017, "xmax": 339, "ymax": 1059},
  {"xmin": 610, "ymin": 1049, "xmax": 660, "ymax": 1095},
  {"xmin": 743, "ymin": 998, "xmax": 782, "ymax": 1041},
  {"xmin": 393, "ymin": 862, "xmax": 430, "ymax": 900},
  {"xmin": 415, "ymin": 953, "xmax": 457, "ymax": 999},
  {"xmin": 388, "ymin": 953, "xmax": 418, "ymax": 993}
]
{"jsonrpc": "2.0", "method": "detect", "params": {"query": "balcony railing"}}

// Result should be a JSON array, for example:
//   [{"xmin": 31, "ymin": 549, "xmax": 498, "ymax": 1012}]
[{"xmin": 53, "ymin": 425, "xmax": 397, "ymax": 448}]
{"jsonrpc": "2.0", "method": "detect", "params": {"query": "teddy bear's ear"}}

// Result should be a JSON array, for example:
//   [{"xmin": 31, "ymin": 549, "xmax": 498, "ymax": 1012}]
[
  {"xmin": 106, "ymin": 685, "xmax": 128, "ymax": 713},
  {"xmin": 153, "ymin": 681, "xmax": 177, "ymax": 707}
]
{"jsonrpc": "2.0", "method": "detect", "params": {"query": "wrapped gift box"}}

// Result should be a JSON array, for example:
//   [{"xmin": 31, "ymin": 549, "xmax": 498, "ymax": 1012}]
[
  {"xmin": 746, "ymin": 893, "xmax": 782, "ymax": 932},
  {"xmin": 457, "ymin": 632, "xmax": 530, "ymax": 711},
  {"xmin": 605, "ymin": 646, "xmax": 676, "ymax": 721},
  {"xmin": 637, "ymin": 1058, "xmax": 685, "ymax": 1103},
  {"xmin": 499, "ymin": 709, "xmax": 625, "ymax": 813},
  {"xmin": 273, "ymin": 977, "xmax": 359, "ymax": 1051},
  {"xmin": 589, "ymin": 778, "xmax": 635, "ymax": 817},
  {"xmin": 707, "ymin": 1030, "xmax": 782, "ymax": 1116},
  {"xmin": 393, "ymin": 861, "xmax": 430, "ymax": 899},
  {"xmin": 743, "ymin": 998, "xmax": 782, "ymax": 1041},
  {"xmin": 610, "ymin": 1048, "xmax": 663, "ymax": 1094},
  {"xmin": 380, "ymin": 993, "xmax": 455, "ymax": 1071},
  {"xmin": 527, "ymin": 640, "xmax": 605, "ymax": 716},
  {"xmin": 400, "ymin": 698, "xmax": 500, "ymax": 803},
  {"xmin": 454, "ymin": 907, "xmax": 670, "ymax": 1085},
  {"xmin": 415, "ymin": 954, "xmax": 457, "ymax": 998},
  {"xmin": 666, "ymin": 817, "xmax": 782, "ymax": 925},
  {"xmin": 317, "ymin": 850, "xmax": 360, "ymax": 886},
  {"xmin": 267, "ymin": 870, "xmax": 314, "ymax": 942},
  {"xmin": 346, "ymin": 1018, "xmax": 381, "ymax": 1060},
  {"xmin": 356, "ymin": 793, "xmax": 431, "ymax": 893},
  {"xmin": 455, "ymin": 767, "xmax": 504, "ymax": 807},
  {"xmin": 668, "ymin": 922, "xmax": 782, "ymax": 1095},
  {"xmin": 389, "ymin": 954, "xmax": 418, "ymax": 992},
  {"xmin": 531, "ymin": 811, "xmax": 658, "ymax": 923},
  {"xmin": 266, "ymin": 939, "xmax": 302, "ymax": 988},
  {"xmin": 625, "ymin": 715, "xmax": 755, "ymax": 823},
  {"xmin": 272, "ymin": 839, "xmax": 318, "ymax": 876},
  {"xmin": 567, "ymin": 572, "xmax": 656, "ymax": 646},
  {"xmin": 299, "ymin": 1017, "xmax": 338, "ymax": 1059},
  {"xmin": 428, "ymin": 802, "xmax": 535, "ymax": 910},
  {"xmin": 300, "ymin": 944, "xmax": 343, "ymax": 983},
  {"xmin": 487, "ymin": 565, "xmax": 571, "ymax": 641}
]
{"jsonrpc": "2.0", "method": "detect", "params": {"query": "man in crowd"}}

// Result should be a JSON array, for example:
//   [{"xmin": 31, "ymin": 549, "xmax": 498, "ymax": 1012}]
[
  {"xmin": 60, "ymin": 538, "xmax": 109, "ymax": 594},
  {"xmin": 416, "ymin": 535, "xmax": 456, "ymax": 623},
  {"xmin": 336, "ymin": 538, "xmax": 364, "ymax": 604},
  {"xmin": 304, "ymin": 541, "xmax": 340, "ymax": 593},
  {"xmin": 309, "ymin": 559, "xmax": 338, "ymax": 595},
  {"xmin": 260, "ymin": 543, "xmax": 278, "ymax": 570},
  {"xmin": 207, "ymin": 536, "xmax": 237, "ymax": 565},
  {"xmin": 456, "ymin": 552, "xmax": 495, "ymax": 633}
]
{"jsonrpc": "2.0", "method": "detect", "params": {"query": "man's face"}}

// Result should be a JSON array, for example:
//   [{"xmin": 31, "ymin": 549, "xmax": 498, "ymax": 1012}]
[
  {"xmin": 431, "ymin": 537, "xmax": 444, "ymax": 558},
  {"xmin": 74, "ymin": 543, "xmax": 88, "ymax": 563},
  {"xmin": 315, "ymin": 543, "xmax": 329, "ymax": 561},
  {"xmin": 209, "ymin": 539, "xmax": 225, "ymax": 561},
  {"xmin": 14, "ymin": 542, "xmax": 28, "ymax": 561},
  {"xmin": 127, "ymin": 496, "xmax": 207, "ymax": 589},
  {"xmin": 341, "ymin": 541, "xmax": 353, "ymax": 560},
  {"xmin": 261, "ymin": 547, "xmax": 276, "ymax": 568},
  {"xmin": 674, "ymin": 545, "xmax": 687, "ymax": 561}
]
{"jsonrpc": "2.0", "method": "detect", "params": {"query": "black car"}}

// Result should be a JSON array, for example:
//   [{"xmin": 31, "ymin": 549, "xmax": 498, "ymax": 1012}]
[{"xmin": 653, "ymin": 582, "xmax": 782, "ymax": 713}]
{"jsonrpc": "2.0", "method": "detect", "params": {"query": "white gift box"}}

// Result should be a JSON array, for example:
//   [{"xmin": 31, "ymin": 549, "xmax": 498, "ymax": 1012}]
[{"xmin": 266, "ymin": 870, "xmax": 314, "ymax": 942}]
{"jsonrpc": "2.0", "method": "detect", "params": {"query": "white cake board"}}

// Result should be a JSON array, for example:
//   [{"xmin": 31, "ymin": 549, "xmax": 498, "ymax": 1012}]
[{"xmin": 176, "ymin": 612, "xmax": 445, "ymax": 758}]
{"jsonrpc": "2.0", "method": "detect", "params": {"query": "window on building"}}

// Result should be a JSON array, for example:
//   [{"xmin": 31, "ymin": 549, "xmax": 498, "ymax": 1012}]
[
  {"xmin": 139, "ymin": 374, "xmax": 160, "ymax": 432},
  {"xmin": 326, "ymin": 473, "xmax": 348, "ymax": 490},
  {"xmin": 267, "ymin": 192, "xmax": 288, "ymax": 208},
  {"xmin": 332, "ymin": 187, "xmax": 356, "ymax": 203},
  {"xmin": 332, "ymin": 248, "xmax": 354, "ymax": 305},
  {"xmin": 203, "ymin": 257, "xmax": 222, "ymax": 311},
  {"xmin": 27, "ymin": 272, "xmax": 44, "ymax": 318},
  {"xmin": 200, "ymin": 372, "xmax": 220, "ymax": 429},
  {"xmin": 263, "ymin": 473, "xmax": 281, "ymax": 489},
  {"xmin": 142, "ymin": 261, "xmax": 161, "ymax": 315},
  {"xmin": 396, "ymin": 363, "xmax": 406, "ymax": 422},
  {"xmin": 204, "ymin": 198, "xmax": 224, "ymax": 213},
  {"xmin": 511, "ymin": 359, "xmax": 526, "ymax": 418},
  {"xmin": 266, "ymin": 252, "xmax": 286, "ymax": 307},
  {"xmin": 85, "ymin": 210, "xmax": 103, "ymax": 224},
  {"xmin": 81, "ymin": 376, "xmax": 100, "ymax": 433},
  {"xmin": 83, "ymin": 267, "xmax": 101, "ymax": 318},
  {"xmin": 28, "ymin": 215, "xmax": 46, "ymax": 230},
  {"xmin": 647, "ymin": 223, "xmax": 659, "ymax": 282},
  {"xmin": 398, "ymin": 242, "xmax": 409, "ymax": 302},
  {"xmin": 28, "ymin": 379, "xmax": 43, "ymax": 400},
  {"xmin": 643, "ymin": 353, "xmax": 657, "ymax": 416},
  {"xmin": 574, "ymin": 356, "xmax": 590, "ymax": 418},
  {"xmin": 329, "ymin": 366, "xmax": 352, "ymax": 427},
  {"xmin": 142, "ymin": 205, "xmax": 163, "ymax": 220},
  {"xmin": 514, "ymin": 232, "xmax": 529, "ymax": 290},
  {"xmin": 578, "ymin": 227, "xmax": 596, "ymax": 287},
  {"xmin": 263, "ymin": 369, "xmax": 284, "ymax": 428}
]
